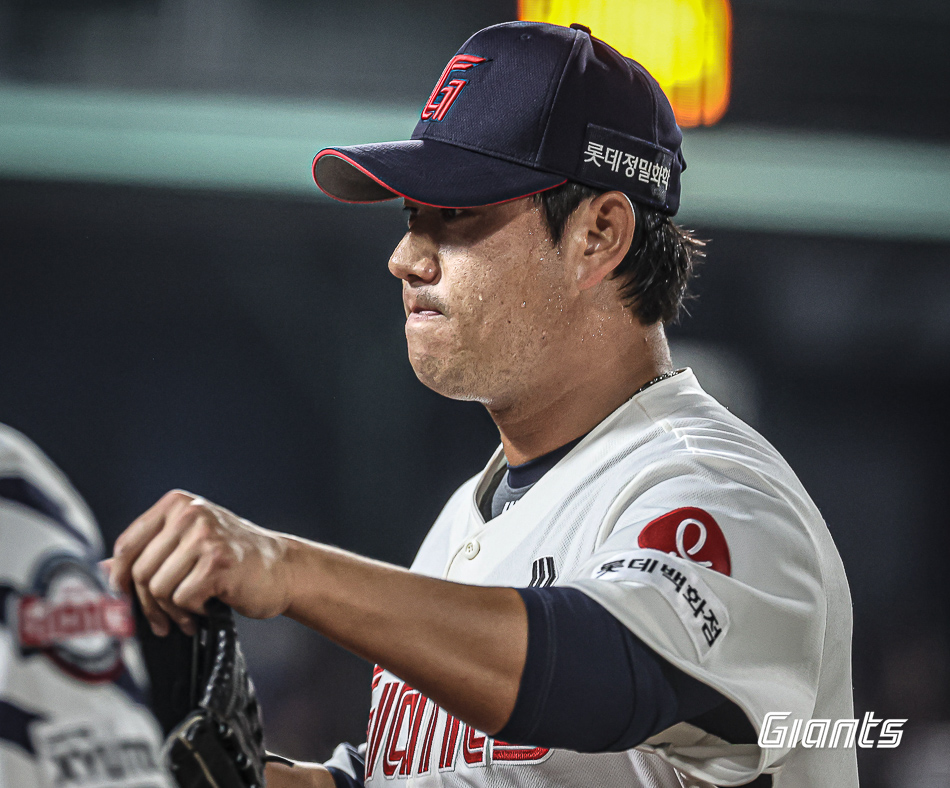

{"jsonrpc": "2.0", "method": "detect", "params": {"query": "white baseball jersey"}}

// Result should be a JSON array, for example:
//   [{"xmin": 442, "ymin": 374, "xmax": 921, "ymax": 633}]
[
  {"xmin": 0, "ymin": 425, "xmax": 172, "ymax": 788},
  {"xmin": 364, "ymin": 370, "xmax": 858, "ymax": 787}
]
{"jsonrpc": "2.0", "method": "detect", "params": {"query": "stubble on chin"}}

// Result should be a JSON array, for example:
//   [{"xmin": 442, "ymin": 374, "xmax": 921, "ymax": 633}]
[
  {"xmin": 408, "ymin": 336, "xmax": 540, "ymax": 409},
  {"xmin": 408, "ymin": 346, "xmax": 483, "ymax": 402}
]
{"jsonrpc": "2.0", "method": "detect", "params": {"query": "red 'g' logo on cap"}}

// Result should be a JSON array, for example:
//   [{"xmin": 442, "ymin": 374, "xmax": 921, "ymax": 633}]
[
  {"xmin": 638, "ymin": 507, "xmax": 732, "ymax": 576},
  {"xmin": 421, "ymin": 54, "xmax": 487, "ymax": 122}
]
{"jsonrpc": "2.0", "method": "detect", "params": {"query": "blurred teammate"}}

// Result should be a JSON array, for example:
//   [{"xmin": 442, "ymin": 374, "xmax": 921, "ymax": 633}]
[
  {"xmin": 110, "ymin": 21, "xmax": 858, "ymax": 787},
  {"xmin": 0, "ymin": 424, "xmax": 171, "ymax": 787}
]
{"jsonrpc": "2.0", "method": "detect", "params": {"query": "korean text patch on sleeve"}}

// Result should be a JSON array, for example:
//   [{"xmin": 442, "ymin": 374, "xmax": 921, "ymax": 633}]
[{"xmin": 591, "ymin": 548, "xmax": 730, "ymax": 661}]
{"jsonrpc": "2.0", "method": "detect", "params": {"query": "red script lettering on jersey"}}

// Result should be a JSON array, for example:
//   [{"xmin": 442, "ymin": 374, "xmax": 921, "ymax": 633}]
[
  {"xmin": 366, "ymin": 676, "xmax": 550, "ymax": 779},
  {"xmin": 638, "ymin": 507, "xmax": 731, "ymax": 576}
]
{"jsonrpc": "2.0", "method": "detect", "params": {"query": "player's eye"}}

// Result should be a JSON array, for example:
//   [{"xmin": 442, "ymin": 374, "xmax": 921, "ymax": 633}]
[
  {"xmin": 403, "ymin": 206, "xmax": 418, "ymax": 227},
  {"xmin": 440, "ymin": 208, "xmax": 465, "ymax": 221}
]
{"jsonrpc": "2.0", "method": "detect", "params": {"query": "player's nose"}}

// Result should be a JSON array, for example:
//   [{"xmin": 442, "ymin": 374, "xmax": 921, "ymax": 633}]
[{"xmin": 388, "ymin": 233, "xmax": 440, "ymax": 285}]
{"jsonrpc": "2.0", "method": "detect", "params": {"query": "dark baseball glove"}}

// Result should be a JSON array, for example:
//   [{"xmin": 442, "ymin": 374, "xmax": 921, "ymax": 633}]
[{"xmin": 134, "ymin": 596, "xmax": 266, "ymax": 788}]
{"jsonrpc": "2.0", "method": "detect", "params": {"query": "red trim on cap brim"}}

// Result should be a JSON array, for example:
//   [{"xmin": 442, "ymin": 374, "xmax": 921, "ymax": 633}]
[{"xmin": 312, "ymin": 148, "xmax": 567, "ymax": 210}]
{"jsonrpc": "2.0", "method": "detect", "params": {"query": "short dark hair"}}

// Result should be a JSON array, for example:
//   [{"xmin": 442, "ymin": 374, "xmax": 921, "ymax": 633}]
[{"xmin": 534, "ymin": 182, "xmax": 704, "ymax": 325}]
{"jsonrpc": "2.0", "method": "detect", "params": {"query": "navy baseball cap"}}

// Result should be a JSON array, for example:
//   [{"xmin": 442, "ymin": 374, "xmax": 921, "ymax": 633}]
[{"xmin": 313, "ymin": 21, "xmax": 686, "ymax": 215}]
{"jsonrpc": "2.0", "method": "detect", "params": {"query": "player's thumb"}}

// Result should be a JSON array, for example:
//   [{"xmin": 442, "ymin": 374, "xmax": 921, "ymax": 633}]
[{"xmin": 99, "ymin": 558, "xmax": 118, "ymax": 591}]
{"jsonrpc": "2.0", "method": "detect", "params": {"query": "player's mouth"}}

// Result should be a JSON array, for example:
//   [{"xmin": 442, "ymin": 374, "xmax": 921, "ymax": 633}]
[
  {"xmin": 405, "ymin": 293, "xmax": 447, "ymax": 321},
  {"xmin": 407, "ymin": 307, "xmax": 444, "ymax": 324}
]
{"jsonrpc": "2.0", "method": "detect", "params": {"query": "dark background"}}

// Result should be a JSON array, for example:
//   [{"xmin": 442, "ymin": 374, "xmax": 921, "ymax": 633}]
[{"xmin": 1, "ymin": 1, "xmax": 948, "ymax": 785}]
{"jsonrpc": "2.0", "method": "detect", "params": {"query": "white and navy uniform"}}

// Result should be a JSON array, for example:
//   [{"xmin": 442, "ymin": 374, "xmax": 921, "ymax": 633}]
[
  {"xmin": 359, "ymin": 370, "xmax": 857, "ymax": 787},
  {"xmin": 0, "ymin": 425, "xmax": 172, "ymax": 788}
]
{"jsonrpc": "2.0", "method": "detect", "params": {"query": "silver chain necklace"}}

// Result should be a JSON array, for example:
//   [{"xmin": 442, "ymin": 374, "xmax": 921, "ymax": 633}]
[{"xmin": 631, "ymin": 368, "xmax": 683, "ymax": 398}]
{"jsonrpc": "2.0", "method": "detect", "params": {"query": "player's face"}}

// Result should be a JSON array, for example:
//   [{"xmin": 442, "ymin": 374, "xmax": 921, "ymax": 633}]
[{"xmin": 389, "ymin": 197, "xmax": 582, "ymax": 406}]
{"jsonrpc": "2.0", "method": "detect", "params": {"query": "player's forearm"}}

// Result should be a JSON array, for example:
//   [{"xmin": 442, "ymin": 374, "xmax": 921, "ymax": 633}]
[
  {"xmin": 265, "ymin": 760, "xmax": 335, "ymax": 788},
  {"xmin": 280, "ymin": 535, "xmax": 527, "ymax": 734}
]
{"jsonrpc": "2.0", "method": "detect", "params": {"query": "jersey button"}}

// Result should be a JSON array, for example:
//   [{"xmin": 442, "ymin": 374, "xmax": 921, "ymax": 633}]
[{"xmin": 463, "ymin": 539, "xmax": 480, "ymax": 559}]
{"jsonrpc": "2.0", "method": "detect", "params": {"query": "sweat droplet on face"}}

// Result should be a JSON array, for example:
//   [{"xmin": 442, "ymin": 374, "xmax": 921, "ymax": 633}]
[
  {"xmin": 522, "ymin": 302, "xmax": 527, "ymax": 307},
  {"xmin": 478, "ymin": 295, "xmax": 483, "ymax": 301}
]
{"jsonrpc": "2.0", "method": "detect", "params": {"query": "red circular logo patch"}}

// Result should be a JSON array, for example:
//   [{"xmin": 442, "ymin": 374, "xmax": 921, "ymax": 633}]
[
  {"xmin": 637, "ymin": 507, "xmax": 732, "ymax": 576},
  {"xmin": 17, "ymin": 554, "xmax": 133, "ymax": 683}
]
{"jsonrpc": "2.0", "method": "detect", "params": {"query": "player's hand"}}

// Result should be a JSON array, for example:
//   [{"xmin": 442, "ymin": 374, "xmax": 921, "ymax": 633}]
[
  {"xmin": 110, "ymin": 490, "xmax": 292, "ymax": 636},
  {"xmin": 264, "ymin": 760, "xmax": 335, "ymax": 788}
]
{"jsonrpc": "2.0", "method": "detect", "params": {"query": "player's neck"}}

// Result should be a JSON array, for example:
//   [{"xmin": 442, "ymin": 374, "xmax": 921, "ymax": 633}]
[{"xmin": 489, "ymin": 323, "xmax": 672, "ymax": 466}]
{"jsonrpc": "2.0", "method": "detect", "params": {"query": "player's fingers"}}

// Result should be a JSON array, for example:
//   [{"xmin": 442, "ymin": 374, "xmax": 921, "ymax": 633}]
[
  {"xmin": 150, "ymin": 596, "xmax": 193, "ymax": 637},
  {"xmin": 111, "ymin": 489, "xmax": 197, "ymax": 593},
  {"xmin": 152, "ymin": 599, "xmax": 195, "ymax": 636},
  {"xmin": 147, "ymin": 542, "xmax": 201, "ymax": 636},
  {"xmin": 130, "ymin": 512, "xmax": 189, "ymax": 583},
  {"xmin": 111, "ymin": 511, "xmax": 166, "ymax": 595},
  {"xmin": 128, "ymin": 496, "xmax": 213, "ymax": 581},
  {"xmin": 128, "ymin": 503, "xmax": 203, "ymax": 635},
  {"xmin": 171, "ymin": 550, "xmax": 227, "ymax": 616},
  {"xmin": 134, "ymin": 576, "xmax": 171, "ymax": 637}
]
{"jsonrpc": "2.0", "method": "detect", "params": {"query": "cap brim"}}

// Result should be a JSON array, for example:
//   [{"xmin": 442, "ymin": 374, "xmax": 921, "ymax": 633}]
[{"xmin": 312, "ymin": 139, "xmax": 567, "ymax": 209}]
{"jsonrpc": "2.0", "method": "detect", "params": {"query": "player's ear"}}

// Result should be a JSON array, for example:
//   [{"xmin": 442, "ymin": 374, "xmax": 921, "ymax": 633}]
[{"xmin": 570, "ymin": 191, "xmax": 637, "ymax": 292}]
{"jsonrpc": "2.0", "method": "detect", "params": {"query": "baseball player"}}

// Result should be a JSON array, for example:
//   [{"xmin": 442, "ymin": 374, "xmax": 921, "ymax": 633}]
[
  {"xmin": 0, "ymin": 424, "xmax": 172, "ymax": 788},
  {"xmin": 109, "ymin": 21, "xmax": 858, "ymax": 788}
]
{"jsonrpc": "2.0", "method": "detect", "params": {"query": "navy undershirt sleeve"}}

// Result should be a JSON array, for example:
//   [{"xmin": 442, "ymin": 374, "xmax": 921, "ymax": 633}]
[
  {"xmin": 325, "ymin": 743, "xmax": 366, "ymax": 788},
  {"xmin": 327, "ymin": 768, "xmax": 363, "ymax": 788},
  {"xmin": 496, "ymin": 587, "xmax": 732, "ymax": 752}
]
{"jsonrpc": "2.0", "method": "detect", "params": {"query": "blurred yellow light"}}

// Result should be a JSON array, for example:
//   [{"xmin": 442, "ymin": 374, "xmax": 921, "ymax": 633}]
[{"xmin": 519, "ymin": 0, "xmax": 732, "ymax": 127}]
